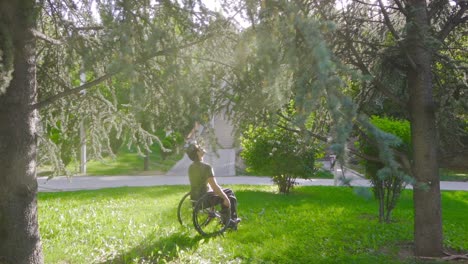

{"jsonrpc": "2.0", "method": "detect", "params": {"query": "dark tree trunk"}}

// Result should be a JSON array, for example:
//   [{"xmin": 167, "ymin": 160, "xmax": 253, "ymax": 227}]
[
  {"xmin": 0, "ymin": 0, "xmax": 43, "ymax": 263},
  {"xmin": 378, "ymin": 181, "xmax": 384, "ymax": 222},
  {"xmin": 406, "ymin": 0, "xmax": 443, "ymax": 257}
]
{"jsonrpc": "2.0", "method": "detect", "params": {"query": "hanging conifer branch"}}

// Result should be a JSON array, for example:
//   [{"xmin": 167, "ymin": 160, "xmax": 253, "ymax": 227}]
[
  {"xmin": 30, "ymin": 29, "xmax": 62, "ymax": 45},
  {"xmin": 32, "ymin": 72, "xmax": 114, "ymax": 110},
  {"xmin": 31, "ymin": 36, "xmax": 213, "ymax": 110}
]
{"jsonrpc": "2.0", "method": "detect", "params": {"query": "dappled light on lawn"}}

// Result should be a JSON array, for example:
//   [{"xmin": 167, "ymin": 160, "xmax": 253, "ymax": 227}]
[{"xmin": 38, "ymin": 185, "xmax": 468, "ymax": 263}]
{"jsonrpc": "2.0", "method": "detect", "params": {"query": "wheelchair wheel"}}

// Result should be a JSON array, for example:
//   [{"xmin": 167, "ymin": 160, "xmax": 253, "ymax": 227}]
[
  {"xmin": 177, "ymin": 192, "xmax": 192, "ymax": 226},
  {"xmin": 192, "ymin": 193, "xmax": 231, "ymax": 237}
]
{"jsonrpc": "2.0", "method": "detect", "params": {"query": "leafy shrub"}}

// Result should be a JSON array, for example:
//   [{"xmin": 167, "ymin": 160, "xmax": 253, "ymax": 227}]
[
  {"xmin": 360, "ymin": 115, "xmax": 411, "ymax": 222},
  {"xmin": 160, "ymin": 131, "xmax": 184, "ymax": 159},
  {"xmin": 241, "ymin": 125, "xmax": 316, "ymax": 193}
]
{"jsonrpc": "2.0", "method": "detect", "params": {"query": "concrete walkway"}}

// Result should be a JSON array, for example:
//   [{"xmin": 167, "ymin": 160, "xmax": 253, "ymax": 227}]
[
  {"xmin": 37, "ymin": 174, "xmax": 468, "ymax": 192},
  {"xmin": 38, "ymin": 158, "xmax": 468, "ymax": 192}
]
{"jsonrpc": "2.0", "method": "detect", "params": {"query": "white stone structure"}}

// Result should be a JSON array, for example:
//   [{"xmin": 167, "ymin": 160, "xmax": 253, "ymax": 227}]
[{"xmin": 167, "ymin": 111, "xmax": 238, "ymax": 177}]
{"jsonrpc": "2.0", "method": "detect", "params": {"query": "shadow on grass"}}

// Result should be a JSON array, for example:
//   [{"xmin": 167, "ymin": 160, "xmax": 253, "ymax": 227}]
[{"xmin": 100, "ymin": 231, "xmax": 206, "ymax": 264}]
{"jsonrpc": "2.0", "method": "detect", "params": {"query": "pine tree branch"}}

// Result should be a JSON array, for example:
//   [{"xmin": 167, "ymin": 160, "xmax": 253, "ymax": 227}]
[
  {"xmin": 395, "ymin": 149, "xmax": 413, "ymax": 176},
  {"xmin": 377, "ymin": 0, "xmax": 402, "ymax": 41},
  {"xmin": 177, "ymin": 55, "xmax": 235, "ymax": 69},
  {"xmin": 73, "ymin": 26, "xmax": 104, "ymax": 31},
  {"xmin": 276, "ymin": 111, "xmax": 293, "ymax": 122},
  {"xmin": 353, "ymin": 0, "xmax": 399, "ymax": 10},
  {"xmin": 32, "ymin": 21, "xmax": 103, "ymax": 44},
  {"xmin": 31, "ymin": 36, "xmax": 213, "ymax": 110},
  {"xmin": 306, "ymin": 131, "xmax": 329, "ymax": 143},
  {"xmin": 348, "ymin": 147, "xmax": 381, "ymax": 163},
  {"xmin": 275, "ymin": 123, "xmax": 301, "ymax": 134},
  {"xmin": 33, "ymin": 72, "xmax": 114, "ymax": 110},
  {"xmin": 352, "ymin": 125, "xmax": 412, "ymax": 174},
  {"xmin": 377, "ymin": 0, "xmax": 417, "ymax": 71},
  {"xmin": 275, "ymin": 123, "xmax": 329, "ymax": 142},
  {"xmin": 428, "ymin": 0, "xmax": 449, "ymax": 20},
  {"xmin": 318, "ymin": 5, "xmax": 408, "ymax": 110},
  {"xmin": 30, "ymin": 29, "xmax": 62, "ymax": 45},
  {"xmin": 276, "ymin": 111, "xmax": 329, "ymax": 142},
  {"xmin": 435, "ymin": 52, "xmax": 467, "ymax": 71},
  {"xmin": 437, "ymin": 4, "xmax": 468, "ymax": 42},
  {"xmin": 339, "ymin": 30, "xmax": 407, "ymax": 109},
  {"xmin": 393, "ymin": 0, "xmax": 407, "ymax": 16}
]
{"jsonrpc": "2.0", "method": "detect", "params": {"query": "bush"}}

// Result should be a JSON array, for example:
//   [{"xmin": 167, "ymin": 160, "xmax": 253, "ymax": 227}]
[
  {"xmin": 158, "ymin": 131, "xmax": 184, "ymax": 159},
  {"xmin": 241, "ymin": 125, "xmax": 316, "ymax": 194},
  {"xmin": 360, "ymin": 115, "xmax": 411, "ymax": 222}
]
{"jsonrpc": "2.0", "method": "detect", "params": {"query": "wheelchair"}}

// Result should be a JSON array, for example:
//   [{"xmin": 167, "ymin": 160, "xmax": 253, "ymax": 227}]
[{"xmin": 177, "ymin": 192, "xmax": 231, "ymax": 237}]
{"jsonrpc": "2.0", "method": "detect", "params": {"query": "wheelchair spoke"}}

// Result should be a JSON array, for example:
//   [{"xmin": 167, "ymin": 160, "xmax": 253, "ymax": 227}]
[
  {"xmin": 193, "ymin": 195, "xmax": 231, "ymax": 237},
  {"xmin": 179, "ymin": 192, "xmax": 231, "ymax": 237}
]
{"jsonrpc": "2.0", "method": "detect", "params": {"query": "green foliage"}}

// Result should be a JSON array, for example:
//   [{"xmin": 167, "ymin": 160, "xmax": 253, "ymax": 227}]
[
  {"xmin": 158, "ymin": 131, "xmax": 184, "ymax": 160},
  {"xmin": 370, "ymin": 116, "xmax": 411, "ymax": 152},
  {"xmin": 359, "ymin": 116, "xmax": 412, "ymax": 222},
  {"xmin": 329, "ymin": 0, "xmax": 467, "ymax": 171},
  {"xmin": 38, "ymin": 185, "xmax": 468, "ymax": 263},
  {"xmin": 226, "ymin": 1, "xmax": 355, "ymax": 162},
  {"xmin": 33, "ymin": 0, "xmax": 230, "ymax": 176},
  {"xmin": 159, "ymin": 131, "xmax": 183, "ymax": 150},
  {"xmin": 241, "ymin": 124, "xmax": 316, "ymax": 193}
]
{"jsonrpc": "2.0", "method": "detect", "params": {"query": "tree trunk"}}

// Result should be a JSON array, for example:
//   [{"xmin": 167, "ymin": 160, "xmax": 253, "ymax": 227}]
[
  {"xmin": 378, "ymin": 181, "xmax": 384, "ymax": 222},
  {"xmin": 406, "ymin": 0, "xmax": 443, "ymax": 257},
  {"xmin": 0, "ymin": 0, "xmax": 43, "ymax": 263},
  {"xmin": 144, "ymin": 149, "xmax": 150, "ymax": 171}
]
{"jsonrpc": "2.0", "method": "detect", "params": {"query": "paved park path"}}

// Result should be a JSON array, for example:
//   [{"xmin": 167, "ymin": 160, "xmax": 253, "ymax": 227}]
[{"xmin": 38, "ymin": 170, "xmax": 468, "ymax": 192}]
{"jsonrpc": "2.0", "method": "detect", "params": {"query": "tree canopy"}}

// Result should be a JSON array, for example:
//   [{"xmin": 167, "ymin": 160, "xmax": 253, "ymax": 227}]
[
  {"xmin": 32, "ymin": 0, "xmax": 245, "ymax": 174},
  {"xmin": 0, "ymin": 0, "xmax": 467, "ymax": 262}
]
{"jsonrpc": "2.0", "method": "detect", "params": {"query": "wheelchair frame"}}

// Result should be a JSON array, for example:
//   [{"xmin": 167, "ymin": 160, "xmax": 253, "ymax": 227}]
[{"xmin": 177, "ymin": 192, "xmax": 231, "ymax": 237}]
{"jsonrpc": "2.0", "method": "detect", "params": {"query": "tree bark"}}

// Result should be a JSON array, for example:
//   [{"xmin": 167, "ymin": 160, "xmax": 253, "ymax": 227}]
[
  {"xmin": 0, "ymin": 0, "xmax": 43, "ymax": 263},
  {"xmin": 406, "ymin": 0, "xmax": 443, "ymax": 257}
]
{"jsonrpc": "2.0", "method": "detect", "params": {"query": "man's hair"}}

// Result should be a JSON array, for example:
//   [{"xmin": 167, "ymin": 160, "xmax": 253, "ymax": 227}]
[{"xmin": 186, "ymin": 143, "xmax": 201, "ymax": 161}]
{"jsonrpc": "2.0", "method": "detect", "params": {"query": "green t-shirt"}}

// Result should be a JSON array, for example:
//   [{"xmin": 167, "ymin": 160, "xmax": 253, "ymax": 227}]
[{"xmin": 188, "ymin": 161, "xmax": 214, "ymax": 201}]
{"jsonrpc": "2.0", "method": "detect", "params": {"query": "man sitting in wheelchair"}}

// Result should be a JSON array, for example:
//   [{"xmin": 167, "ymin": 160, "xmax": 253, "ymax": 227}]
[{"xmin": 186, "ymin": 142, "xmax": 241, "ymax": 230}]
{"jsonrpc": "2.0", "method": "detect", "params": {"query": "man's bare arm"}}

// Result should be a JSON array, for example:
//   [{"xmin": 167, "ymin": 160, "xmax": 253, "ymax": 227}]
[{"xmin": 207, "ymin": 177, "xmax": 230, "ymax": 208}]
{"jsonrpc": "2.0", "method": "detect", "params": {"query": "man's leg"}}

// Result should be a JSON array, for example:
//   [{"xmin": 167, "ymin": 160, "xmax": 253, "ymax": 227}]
[
  {"xmin": 223, "ymin": 189, "xmax": 238, "ymax": 219},
  {"xmin": 209, "ymin": 189, "xmax": 240, "ymax": 229},
  {"xmin": 223, "ymin": 189, "xmax": 241, "ymax": 230},
  {"xmin": 207, "ymin": 192, "xmax": 231, "ymax": 223}
]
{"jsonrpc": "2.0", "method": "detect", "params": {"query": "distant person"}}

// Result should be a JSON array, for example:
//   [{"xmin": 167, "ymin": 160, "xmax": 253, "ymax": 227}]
[
  {"xmin": 329, "ymin": 154, "xmax": 336, "ymax": 171},
  {"xmin": 186, "ymin": 142, "xmax": 241, "ymax": 229}
]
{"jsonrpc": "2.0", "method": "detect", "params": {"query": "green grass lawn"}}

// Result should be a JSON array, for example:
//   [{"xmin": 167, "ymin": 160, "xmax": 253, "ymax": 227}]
[
  {"xmin": 39, "ymin": 145, "xmax": 183, "ymax": 177},
  {"xmin": 82, "ymin": 150, "xmax": 183, "ymax": 176},
  {"xmin": 38, "ymin": 185, "xmax": 468, "ymax": 264}
]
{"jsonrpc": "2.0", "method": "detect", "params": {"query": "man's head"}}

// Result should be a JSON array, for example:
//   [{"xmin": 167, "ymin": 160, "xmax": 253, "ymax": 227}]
[{"xmin": 186, "ymin": 142, "xmax": 205, "ymax": 161}]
